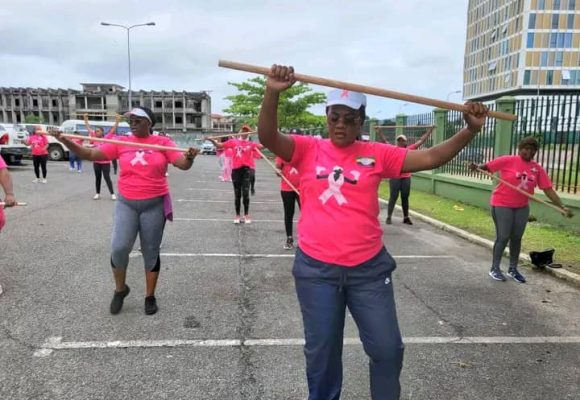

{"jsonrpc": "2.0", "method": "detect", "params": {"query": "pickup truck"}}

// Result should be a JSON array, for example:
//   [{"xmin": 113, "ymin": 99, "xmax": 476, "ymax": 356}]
[{"xmin": 0, "ymin": 123, "xmax": 30, "ymax": 164}]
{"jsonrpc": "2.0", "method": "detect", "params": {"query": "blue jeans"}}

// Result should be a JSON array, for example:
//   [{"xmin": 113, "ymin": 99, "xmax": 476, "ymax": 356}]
[
  {"xmin": 69, "ymin": 153, "xmax": 82, "ymax": 171},
  {"xmin": 293, "ymin": 247, "xmax": 404, "ymax": 400}
]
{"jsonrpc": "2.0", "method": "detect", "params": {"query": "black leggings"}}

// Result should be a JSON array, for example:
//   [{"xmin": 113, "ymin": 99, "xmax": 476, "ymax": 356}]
[
  {"xmin": 94, "ymin": 163, "xmax": 115, "ymax": 195},
  {"xmin": 33, "ymin": 155, "xmax": 48, "ymax": 179},
  {"xmin": 112, "ymin": 159, "xmax": 118, "ymax": 175},
  {"xmin": 387, "ymin": 178, "xmax": 411, "ymax": 218},
  {"xmin": 281, "ymin": 190, "xmax": 300, "ymax": 237},
  {"xmin": 232, "ymin": 167, "xmax": 251, "ymax": 215},
  {"xmin": 250, "ymin": 168, "xmax": 256, "ymax": 191}
]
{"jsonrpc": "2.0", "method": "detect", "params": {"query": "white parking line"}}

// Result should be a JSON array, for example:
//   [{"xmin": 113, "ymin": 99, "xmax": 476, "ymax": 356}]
[
  {"xmin": 35, "ymin": 335, "xmax": 580, "ymax": 357},
  {"xmin": 173, "ymin": 218, "xmax": 294, "ymax": 222},
  {"xmin": 187, "ymin": 188, "xmax": 279, "ymax": 194}
]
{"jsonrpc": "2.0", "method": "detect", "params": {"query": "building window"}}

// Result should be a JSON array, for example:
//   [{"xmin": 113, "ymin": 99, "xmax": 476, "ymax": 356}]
[
  {"xmin": 546, "ymin": 70, "xmax": 554, "ymax": 85},
  {"xmin": 175, "ymin": 101, "xmax": 183, "ymax": 108},
  {"xmin": 569, "ymin": 0, "xmax": 576, "ymax": 10},
  {"xmin": 528, "ymin": 13, "xmax": 536, "ymax": 29},
  {"xmin": 549, "ymin": 33, "xmax": 557, "ymax": 48},
  {"xmin": 554, "ymin": 0, "xmax": 561, "ymax": 9},
  {"xmin": 524, "ymin": 70, "xmax": 531, "ymax": 84},
  {"xmin": 33, "ymin": 99, "xmax": 38, "ymax": 107},
  {"xmin": 526, "ymin": 33, "xmax": 535, "ymax": 48},
  {"xmin": 538, "ymin": 0, "xmax": 545, "ymax": 9},
  {"xmin": 562, "ymin": 69, "xmax": 571, "ymax": 84},
  {"xmin": 567, "ymin": 14, "xmax": 574, "ymax": 29},
  {"xmin": 52, "ymin": 99, "xmax": 57, "ymax": 107},
  {"xmin": 15, "ymin": 99, "xmax": 20, "ymax": 107},
  {"xmin": 564, "ymin": 33, "xmax": 572, "ymax": 48},
  {"xmin": 557, "ymin": 33, "xmax": 565, "ymax": 47},
  {"xmin": 552, "ymin": 13, "xmax": 559, "ymax": 28},
  {"xmin": 555, "ymin": 52, "xmax": 563, "ymax": 67},
  {"xmin": 540, "ymin": 52, "xmax": 548, "ymax": 66},
  {"xmin": 155, "ymin": 101, "xmax": 162, "ymax": 108},
  {"xmin": 175, "ymin": 115, "xmax": 183, "ymax": 124}
]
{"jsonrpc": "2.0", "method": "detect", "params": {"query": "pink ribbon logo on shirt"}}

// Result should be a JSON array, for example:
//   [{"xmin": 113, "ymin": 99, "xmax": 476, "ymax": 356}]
[
  {"xmin": 316, "ymin": 166, "xmax": 360, "ymax": 205},
  {"xmin": 130, "ymin": 150, "xmax": 148, "ymax": 166}
]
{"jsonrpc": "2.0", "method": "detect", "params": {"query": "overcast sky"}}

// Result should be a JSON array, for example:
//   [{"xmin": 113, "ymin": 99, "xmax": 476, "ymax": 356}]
[{"xmin": 0, "ymin": 0, "xmax": 469, "ymax": 119}]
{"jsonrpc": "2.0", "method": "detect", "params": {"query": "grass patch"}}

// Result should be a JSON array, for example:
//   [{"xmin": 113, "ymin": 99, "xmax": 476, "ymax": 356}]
[{"xmin": 379, "ymin": 182, "xmax": 580, "ymax": 274}]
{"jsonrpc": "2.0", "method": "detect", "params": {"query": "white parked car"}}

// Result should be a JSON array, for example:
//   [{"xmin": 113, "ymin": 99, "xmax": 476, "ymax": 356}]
[
  {"xmin": 22, "ymin": 124, "xmax": 65, "ymax": 161},
  {"xmin": 201, "ymin": 140, "xmax": 217, "ymax": 155},
  {"xmin": 0, "ymin": 123, "xmax": 30, "ymax": 164}
]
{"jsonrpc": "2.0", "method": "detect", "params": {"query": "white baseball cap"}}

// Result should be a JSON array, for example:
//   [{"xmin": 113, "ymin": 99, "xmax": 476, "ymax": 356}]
[
  {"xmin": 326, "ymin": 89, "xmax": 367, "ymax": 110},
  {"xmin": 396, "ymin": 134, "xmax": 408, "ymax": 141},
  {"xmin": 124, "ymin": 107, "xmax": 152, "ymax": 123}
]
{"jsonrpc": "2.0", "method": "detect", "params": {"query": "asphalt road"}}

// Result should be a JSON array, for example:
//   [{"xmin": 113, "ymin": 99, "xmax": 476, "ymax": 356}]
[{"xmin": 1, "ymin": 156, "xmax": 579, "ymax": 400}]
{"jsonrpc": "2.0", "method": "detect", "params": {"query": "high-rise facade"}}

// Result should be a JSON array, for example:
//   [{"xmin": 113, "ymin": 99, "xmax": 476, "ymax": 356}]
[{"xmin": 464, "ymin": 0, "xmax": 579, "ymax": 100}]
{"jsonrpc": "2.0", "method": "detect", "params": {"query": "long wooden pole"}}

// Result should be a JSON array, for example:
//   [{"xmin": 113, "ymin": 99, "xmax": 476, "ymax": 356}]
[
  {"xmin": 375, "ymin": 125, "xmax": 435, "ymax": 129},
  {"xmin": 256, "ymin": 149, "xmax": 300, "ymax": 195},
  {"xmin": 474, "ymin": 166, "xmax": 568, "ymax": 216},
  {"xmin": 49, "ymin": 132, "xmax": 192, "ymax": 153},
  {"xmin": 0, "ymin": 202, "xmax": 27, "ymax": 207},
  {"xmin": 218, "ymin": 60, "xmax": 517, "ymax": 121},
  {"xmin": 206, "ymin": 131, "xmax": 257, "ymax": 140}
]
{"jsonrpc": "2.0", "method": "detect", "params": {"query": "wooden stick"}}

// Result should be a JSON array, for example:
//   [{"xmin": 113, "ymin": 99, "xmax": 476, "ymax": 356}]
[
  {"xmin": 473, "ymin": 165, "xmax": 568, "ymax": 216},
  {"xmin": 0, "ymin": 202, "xmax": 27, "ymax": 207},
  {"xmin": 206, "ymin": 131, "xmax": 257, "ymax": 140},
  {"xmin": 375, "ymin": 125, "xmax": 435, "ymax": 129},
  {"xmin": 256, "ymin": 148, "xmax": 300, "ymax": 195},
  {"xmin": 49, "ymin": 132, "xmax": 193, "ymax": 153},
  {"xmin": 218, "ymin": 60, "xmax": 517, "ymax": 121}
]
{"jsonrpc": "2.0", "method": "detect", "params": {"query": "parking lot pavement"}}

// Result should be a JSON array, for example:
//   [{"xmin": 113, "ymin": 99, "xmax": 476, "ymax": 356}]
[{"xmin": 1, "ymin": 157, "xmax": 579, "ymax": 399}]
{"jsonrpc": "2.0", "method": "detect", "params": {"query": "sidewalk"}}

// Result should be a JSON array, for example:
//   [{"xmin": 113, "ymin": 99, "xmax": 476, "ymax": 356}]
[{"xmin": 380, "ymin": 198, "xmax": 580, "ymax": 288}]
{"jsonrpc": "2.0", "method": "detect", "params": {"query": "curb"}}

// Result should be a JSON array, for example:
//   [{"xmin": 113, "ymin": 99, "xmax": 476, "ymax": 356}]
[{"xmin": 379, "ymin": 198, "xmax": 580, "ymax": 288}]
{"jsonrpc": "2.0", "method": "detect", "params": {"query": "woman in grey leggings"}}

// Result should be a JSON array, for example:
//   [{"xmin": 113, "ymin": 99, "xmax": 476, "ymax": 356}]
[
  {"xmin": 470, "ymin": 137, "xmax": 571, "ymax": 283},
  {"xmin": 55, "ymin": 106, "xmax": 199, "ymax": 314}
]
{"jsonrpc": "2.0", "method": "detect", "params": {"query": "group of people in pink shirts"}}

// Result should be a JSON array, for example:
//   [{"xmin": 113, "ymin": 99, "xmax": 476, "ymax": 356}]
[{"xmin": 0, "ymin": 63, "xmax": 573, "ymax": 399}]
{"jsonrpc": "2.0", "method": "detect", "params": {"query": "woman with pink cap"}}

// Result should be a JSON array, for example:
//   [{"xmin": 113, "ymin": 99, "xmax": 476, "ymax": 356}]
[
  {"xmin": 54, "ymin": 106, "xmax": 198, "ymax": 316},
  {"xmin": 258, "ymin": 64, "xmax": 488, "ymax": 400}
]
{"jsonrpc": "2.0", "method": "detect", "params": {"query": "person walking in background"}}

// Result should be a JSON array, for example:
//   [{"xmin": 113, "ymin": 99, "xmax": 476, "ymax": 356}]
[
  {"xmin": 385, "ymin": 127, "xmax": 433, "ymax": 225},
  {"xmin": 27, "ymin": 126, "xmax": 49, "ymax": 183}
]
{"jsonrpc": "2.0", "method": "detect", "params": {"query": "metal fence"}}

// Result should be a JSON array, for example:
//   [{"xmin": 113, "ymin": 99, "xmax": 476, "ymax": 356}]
[{"xmin": 513, "ymin": 94, "xmax": 580, "ymax": 194}]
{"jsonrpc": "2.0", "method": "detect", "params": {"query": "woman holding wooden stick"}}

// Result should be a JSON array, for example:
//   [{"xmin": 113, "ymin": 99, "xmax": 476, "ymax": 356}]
[
  {"xmin": 469, "ymin": 137, "xmax": 571, "ymax": 283},
  {"xmin": 85, "ymin": 114, "xmax": 120, "ymax": 200},
  {"xmin": 206, "ymin": 125, "xmax": 262, "ymax": 224},
  {"xmin": 54, "ymin": 106, "xmax": 198, "ymax": 315},
  {"xmin": 258, "ymin": 64, "xmax": 488, "ymax": 400},
  {"xmin": 275, "ymin": 156, "xmax": 300, "ymax": 249}
]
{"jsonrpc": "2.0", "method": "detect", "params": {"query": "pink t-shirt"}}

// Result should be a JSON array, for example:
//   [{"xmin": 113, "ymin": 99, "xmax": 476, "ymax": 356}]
[
  {"xmin": 276, "ymin": 156, "xmax": 300, "ymax": 192},
  {"xmin": 98, "ymin": 135, "xmax": 183, "ymax": 200},
  {"xmin": 0, "ymin": 155, "xmax": 6, "ymax": 230},
  {"xmin": 290, "ymin": 135, "xmax": 407, "ymax": 266},
  {"xmin": 27, "ymin": 135, "xmax": 49, "ymax": 156},
  {"xmin": 397, "ymin": 143, "xmax": 418, "ymax": 178},
  {"xmin": 91, "ymin": 132, "xmax": 116, "ymax": 165},
  {"xmin": 486, "ymin": 155, "xmax": 552, "ymax": 208},
  {"xmin": 223, "ymin": 139, "xmax": 262, "ymax": 169}
]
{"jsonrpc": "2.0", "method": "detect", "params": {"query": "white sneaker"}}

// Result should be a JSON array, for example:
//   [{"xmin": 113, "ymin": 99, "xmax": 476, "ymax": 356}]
[
  {"xmin": 77, "ymin": 170, "xmax": 82, "ymax": 173},
  {"xmin": 69, "ymin": 167, "xmax": 74, "ymax": 171},
  {"xmin": 111, "ymin": 194, "xmax": 117, "ymax": 200},
  {"xmin": 41, "ymin": 178, "xmax": 47, "ymax": 184},
  {"xmin": 93, "ymin": 194, "xmax": 100, "ymax": 200},
  {"xmin": 32, "ymin": 178, "xmax": 39, "ymax": 183},
  {"xmin": 233, "ymin": 216, "xmax": 241, "ymax": 224}
]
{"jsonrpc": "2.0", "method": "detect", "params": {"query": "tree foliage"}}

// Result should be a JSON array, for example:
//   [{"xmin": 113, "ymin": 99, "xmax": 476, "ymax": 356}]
[{"xmin": 223, "ymin": 77, "xmax": 326, "ymax": 130}]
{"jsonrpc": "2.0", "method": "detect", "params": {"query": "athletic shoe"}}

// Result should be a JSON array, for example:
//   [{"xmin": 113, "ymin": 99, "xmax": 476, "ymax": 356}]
[
  {"xmin": 144, "ymin": 295, "xmax": 158, "ymax": 315},
  {"xmin": 507, "ymin": 268, "xmax": 526, "ymax": 284},
  {"xmin": 233, "ymin": 215, "xmax": 241, "ymax": 224},
  {"xmin": 110, "ymin": 285, "xmax": 130, "ymax": 315},
  {"xmin": 283, "ymin": 237, "xmax": 294, "ymax": 250},
  {"xmin": 385, "ymin": 217, "xmax": 392, "ymax": 225},
  {"xmin": 403, "ymin": 217, "xmax": 413, "ymax": 225},
  {"xmin": 244, "ymin": 215, "xmax": 252, "ymax": 224},
  {"xmin": 69, "ymin": 167, "xmax": 74, "ymax": 171},
  {"xmin": 111, "ymin": 194, "xmax": 117, "ymax": 201},
  {"xmin": 41, "ymin": 178, "xmax": 47, "ymax": 184},
  {"xmin": 32, "ymin": 178, "xmax": 39, "ymax": 183},
  {"xmin": 489, "ymin": 269, "xmax": 507, "ymax": 281},
  {"xmin": 93, "ymin": 194, "xmax": 100, "ymax": 200}
]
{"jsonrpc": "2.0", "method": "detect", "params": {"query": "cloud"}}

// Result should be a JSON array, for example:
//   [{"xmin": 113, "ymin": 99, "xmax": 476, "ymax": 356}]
[{"xmin": 0, "ymin": 0, "xmax": 469, "ymax": 119}]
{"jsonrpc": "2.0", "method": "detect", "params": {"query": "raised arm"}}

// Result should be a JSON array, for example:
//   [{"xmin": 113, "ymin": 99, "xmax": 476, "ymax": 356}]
[
  {"xmin": 205, "ymin": 137, "xmax": 225, "ymax": 149},
  {"xmin": 108, "ymin": 114, "xmax": 121, "ymax": 136},
  {"xmin": 413, "ymin": 127, "xmax": 434, "ymax": 149},
  {"xmin": 52, "ymin": 131, "xmax": 109, "ymax": 162},
  {"xmin": 83, "ymin": 113, "xmax": 92, "ymax": 134},
  {"xmin": 401, "ymin": 103, "xmax": 488, "ymax": 173},
  {"xmin": 258, "ymin": 65, "xmax": 297, "ymax": 162}
]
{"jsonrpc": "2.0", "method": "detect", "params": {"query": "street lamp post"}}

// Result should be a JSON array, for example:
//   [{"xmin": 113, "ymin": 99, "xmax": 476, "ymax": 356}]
[
  {"xmin": 446, "ymin": 90, "xmax": 462, "ymax": 101},
  {"xmin": 100, "ymin": 21, "xmax": 155, "ymax": 111}
]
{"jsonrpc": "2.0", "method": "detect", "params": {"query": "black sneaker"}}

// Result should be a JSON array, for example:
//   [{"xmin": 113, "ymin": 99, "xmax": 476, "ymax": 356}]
[
  {"xmin": 283, "ymin": 237, "xmax": 294, "ymax": 250},
  {"xmin": 489, "ymin": 269, "xmax": 507, "ymax": 281},
  {"xmin": 507, "ymin": 268, "xmax": 526, "ymax": 283},
  {"xmin": 385, "ymin": 217, "xmax": 392, "ymax": 225},
  {"xmin": 144, "ymin": 295, "xmax": 158, "ymax": 315},
  {"xmin": 110, "ymin": 285, "xmax": 130, "ymax": 315},
  {"xmin": 403, "ymin": 217, "xmax": 413, "ymax": 225}
]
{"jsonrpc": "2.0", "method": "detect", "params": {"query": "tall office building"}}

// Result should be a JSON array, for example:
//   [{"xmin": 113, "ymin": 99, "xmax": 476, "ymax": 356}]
[{"xmin": 464, "ymin": 0, "xmax": 579, "ymax": 100}]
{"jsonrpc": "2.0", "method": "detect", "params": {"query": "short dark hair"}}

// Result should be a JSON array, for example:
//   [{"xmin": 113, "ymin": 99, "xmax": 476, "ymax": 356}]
[{"xmin": 518, "ymin": 136, "xmax": 539, "ymax": 151}]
